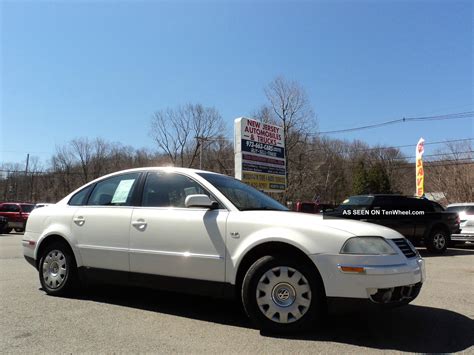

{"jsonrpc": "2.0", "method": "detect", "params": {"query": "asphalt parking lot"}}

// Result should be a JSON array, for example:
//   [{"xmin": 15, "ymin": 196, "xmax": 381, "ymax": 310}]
[{"xmin": 1, "ymin": 232, "xmax": 473, "ymax": 353}]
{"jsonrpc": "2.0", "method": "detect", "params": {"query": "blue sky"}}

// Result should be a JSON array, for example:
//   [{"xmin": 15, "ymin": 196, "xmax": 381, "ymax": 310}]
[{"xmin": 1, "ymin": 0, "xmax": 472, "ymax": 167}]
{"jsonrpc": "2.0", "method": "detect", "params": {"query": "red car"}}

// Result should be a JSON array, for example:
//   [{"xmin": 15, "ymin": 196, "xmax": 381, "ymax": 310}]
[
  {"xmin": 293, "ymin": 201, "xmax": 335, "ymax": 214},
  {"xmin": 0, "ymin": 202, "xmax": 35, "ymax": 233}
]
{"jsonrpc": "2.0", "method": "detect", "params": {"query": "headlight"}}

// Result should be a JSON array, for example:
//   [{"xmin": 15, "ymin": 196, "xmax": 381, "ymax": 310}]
[{"xmin": 340, "ymin": 236, "xmax": 397, "ymax": 255}]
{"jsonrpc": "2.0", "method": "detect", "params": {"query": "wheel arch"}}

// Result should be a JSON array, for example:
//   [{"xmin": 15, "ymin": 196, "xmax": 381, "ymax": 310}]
[
  {"xmin": 35, "ymin": 234, "xmax": 80, "ymax": 269},
  {"xmin": 233, "ymin": 241, "xmax": 326, "ymax": 300},
  {"xmin": 424, "ymin": 222, "xmax": 451, "ymax": 240}
]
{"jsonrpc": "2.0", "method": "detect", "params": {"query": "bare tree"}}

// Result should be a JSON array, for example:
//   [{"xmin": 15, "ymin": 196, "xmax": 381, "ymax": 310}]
[
  {"xmin": 258, "ymin": 76, "xmax": 317, "ymax": 198},
  {"xmin": 51, "ymin": 145, "xmax": 76, "ymax": 196},
  {"xmin": 69, "ymin": 138, "xmax": 111, "ymax": 184},
  {"xmin": 150, "ymin": 103, "xmax": 224, "ymax": 168},
  {"xmin": 426, "ymin": 142, "xmax": 473, "ymax": 203}
]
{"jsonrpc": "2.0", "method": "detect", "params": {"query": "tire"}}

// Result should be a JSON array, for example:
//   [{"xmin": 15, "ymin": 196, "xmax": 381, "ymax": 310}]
[
  {"xmin": 14, "ymin": 228, "xmax": 24, "ymax": 233},
  {"xmin": 3, "ymin": 228, "xmax": 13, "ymax": 234},
  {"xmin": 241, "ymin": 255, "xmax": 326, "ymax": 333},
  {"xmin": 38, "ymin": 241, "xmax": 78, "ymax": 296},
  {"xmin": 425, "ymin": 228, "xmax": 449, "ymax": 254}
]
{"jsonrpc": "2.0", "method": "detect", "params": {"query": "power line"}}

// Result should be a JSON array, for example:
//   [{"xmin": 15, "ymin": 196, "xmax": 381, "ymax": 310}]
[
  {"xmin": 304, "ymin": 138, "xmax": 473, "ymax": 155},
  {"xmin": 390, "ymin": 150, "xmax": 473, "ymax": 161},
  {"xmin": 355, "ymin": 138, "xmax": 473, "ymax": 152},
  {"xmin": 313, "ymin": 111, "xmax": 474, "ymax": 135}
]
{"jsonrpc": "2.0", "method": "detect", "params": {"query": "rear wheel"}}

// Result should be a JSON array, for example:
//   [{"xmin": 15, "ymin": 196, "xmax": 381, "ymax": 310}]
[
  {"xmin": 3, "ymin": 228, "xmax": 13, "ymax": 234},
  {"xmin": 241, "ymin": 255, "xmax": 325, "ymax": 333},
  {"xmin": 426, "ymin": 228, "xmax": 449, "ymax": 254},
  {"xmin": 39, "ymin": 241, "xmax": 78, "ymax": 296}
]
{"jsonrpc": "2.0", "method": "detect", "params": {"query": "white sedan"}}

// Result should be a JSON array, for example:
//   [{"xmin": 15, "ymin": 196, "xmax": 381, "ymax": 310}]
[
  {"xmin": 23, "ymin": 168, "xmax": 425, "ymax": 332},
  {"xmin": 447, "ymin": 203, "xmax": 474, "ymax": 243}
]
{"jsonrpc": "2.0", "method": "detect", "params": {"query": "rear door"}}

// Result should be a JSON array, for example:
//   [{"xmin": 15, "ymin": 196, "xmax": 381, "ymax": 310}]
[
  {"xmin": 72, "ymin": 172, "xmax": 141, "ymax": 272},
  {"xmin": 411, "ymin": 198, "xmax": 434, "ymax": 241},
  {"xmin": 371, "ymin": 197, "xmax": 415, "ymax": 238}
]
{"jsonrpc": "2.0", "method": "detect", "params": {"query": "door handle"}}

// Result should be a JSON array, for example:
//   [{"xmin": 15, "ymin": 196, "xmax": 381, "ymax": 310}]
[
  {"xmin": 132, "ymin": 219, "xmax": 147, "ymax": 231},
  {"xmin": 73, "ymin": 216, "xmax": 85, "ymax": 226}
]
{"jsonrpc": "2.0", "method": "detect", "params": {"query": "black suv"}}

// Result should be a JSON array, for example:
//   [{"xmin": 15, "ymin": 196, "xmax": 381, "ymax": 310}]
[{"xmin": 327, "ymin": 194, "xmax": 460, "ymax": 254}]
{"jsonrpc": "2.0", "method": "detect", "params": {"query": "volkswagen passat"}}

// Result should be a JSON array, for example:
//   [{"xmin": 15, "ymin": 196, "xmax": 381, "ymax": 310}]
[{"xmin": 23, "ymin": 168, "xmax": 425, "ymax": 332}]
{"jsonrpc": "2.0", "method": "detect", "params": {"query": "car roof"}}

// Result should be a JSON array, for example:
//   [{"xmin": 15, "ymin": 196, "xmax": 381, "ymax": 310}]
[
  {"xmin": 0, "ymin": 202, "xmax": 35, "ymax": 205},
  {"xmin": 447, "ymin": 203, "xmax": 474, "ymax": 207},
  {"xmin": 82, "ymin": 167, "xmax": 224, "ymax": 185},
  {"xmin": 102, "ymin": 167, "xmax": 222, "ymax": 175}
]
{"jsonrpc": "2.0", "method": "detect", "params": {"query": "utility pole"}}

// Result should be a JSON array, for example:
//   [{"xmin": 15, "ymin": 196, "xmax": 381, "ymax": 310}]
[
  {"xmin": 195, "ymin": 136, "xmax": 230, "ymax": 170},
  {"xmin": 195, "ymin": 137, "xmax": 206, "ymax": 170},
  {"xmin": 25, "ymin": 153, "xmax": 30, "ymax": 202},
  {"xmin": 25, "ymin": 153, "xmax": 30, "ymax": 175}
]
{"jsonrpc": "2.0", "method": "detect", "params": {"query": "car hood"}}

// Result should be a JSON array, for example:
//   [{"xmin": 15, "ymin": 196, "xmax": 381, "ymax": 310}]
[{"xmin": 240, "ymin": 210, "xmax": 404, "ymax": 239}]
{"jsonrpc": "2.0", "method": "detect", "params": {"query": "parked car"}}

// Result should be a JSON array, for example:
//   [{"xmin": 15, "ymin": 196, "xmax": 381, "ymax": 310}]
[
  {"xmin": 0, "ymin": 202, "xmax": 36, "ymax": 233},
  {"xmin": 23, "ymin": 168, "xmax": 425, "ymax": 333},
  {"xmin": 326, "ymin": 194, "xmax": 460, "ymax": 254},
  {"xmin": 35, "ymin": 203, "xmax": 53, "ymax": 209},
  {"xmin": 446, "ymin": 203, "xmax": 474, "ymax": 244},
  {"xmin": 294, "ymin": 201, "xmax": 335, "ymax": 214},
  {"xmin": 0, "ymin": 215, "xmax": 8, "ymax": 233}
]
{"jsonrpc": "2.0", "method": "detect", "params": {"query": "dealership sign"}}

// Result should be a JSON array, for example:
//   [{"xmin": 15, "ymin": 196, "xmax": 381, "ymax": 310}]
[
  {"xmin": 234, "ymin": 117, "xmax": 286, "ymax": 192},
  {"xmin": 415, "ymin": 137, "xmax": 425, "ymax": 197}
]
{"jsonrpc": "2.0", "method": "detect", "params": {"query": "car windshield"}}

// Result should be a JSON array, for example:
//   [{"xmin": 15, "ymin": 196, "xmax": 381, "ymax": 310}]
[
  {"xmin": 197, "ymin": 173, "xmax": 288, "ymax": 211},
  {"xmin": 20, "ymin": 204, "xmax": 35, "ymax": 213},
  {"xmin": 446, "ymin": 206, "xmax": 468, "ymax": 213},
  {"xmin": 338, "ymin": 196, "xmax": 374, "ymax": 208}
]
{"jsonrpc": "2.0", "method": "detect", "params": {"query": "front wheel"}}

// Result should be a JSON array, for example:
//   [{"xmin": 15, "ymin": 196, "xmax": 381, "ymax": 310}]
[
  {"xmin": 241, "ymin": 255, "xmax": 326, "ymax": 333},
  {"xmin": 426, "ymin": 228, "xmax": 449, "ymax": 254},
  {"xmin": 39, "ymin": 241, "xmax": 78, "ymax": 296}
]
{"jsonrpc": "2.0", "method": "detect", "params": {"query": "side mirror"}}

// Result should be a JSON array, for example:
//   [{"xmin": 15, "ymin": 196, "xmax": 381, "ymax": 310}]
[{"xmin": 185, "ymin": 194, "xmax": 218, "ymax": 209}]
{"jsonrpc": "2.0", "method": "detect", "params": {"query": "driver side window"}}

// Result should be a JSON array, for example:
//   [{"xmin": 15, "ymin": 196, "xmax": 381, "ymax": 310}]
[{"xmin": 142, "ymin": 172, "xmax": 218, "ymax": 208}]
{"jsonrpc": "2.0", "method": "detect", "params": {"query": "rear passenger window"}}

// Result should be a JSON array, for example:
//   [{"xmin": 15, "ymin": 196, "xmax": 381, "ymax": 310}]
[
  {"xmin": 1, "ymin": 204, "xmax": 20, "ymax": 212},
  {"xmin": 69, "ymin": 185, "xmax": 94, "ymax": 206},
  {"xmin": 408, "ymin": 198, "xmax": 433, "ymax": 212},
  {"xmin": 431, "ymin": 202, "xmax": 444, "ymax": 212},
  {"xmin": 88, "ymin": 173, "xmax": 140, "ymax": 206}
]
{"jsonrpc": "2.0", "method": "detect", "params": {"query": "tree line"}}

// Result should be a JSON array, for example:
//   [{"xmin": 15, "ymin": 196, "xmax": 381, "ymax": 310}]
[{"xmin": 1, "ymin": 77, "xmax": 472, "ymax": 205}]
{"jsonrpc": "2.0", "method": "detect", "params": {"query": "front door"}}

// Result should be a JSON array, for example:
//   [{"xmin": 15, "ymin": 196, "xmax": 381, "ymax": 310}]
[{"xmin": 129, "ymin": 171, "xmax": 227, "ymax": 282}]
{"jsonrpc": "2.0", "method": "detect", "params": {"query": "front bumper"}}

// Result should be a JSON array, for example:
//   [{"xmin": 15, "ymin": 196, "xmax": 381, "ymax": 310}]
[
  {"xmin": 451, "ymin": 233, "xmax": 474, "ymax": 242},
  {"xmin": 21, "ymin": 232, "xmax": 38, "ymax": 267},
  {"xmin": 310, "ymin": 254, "xmax": 425, "ymax": 302}
]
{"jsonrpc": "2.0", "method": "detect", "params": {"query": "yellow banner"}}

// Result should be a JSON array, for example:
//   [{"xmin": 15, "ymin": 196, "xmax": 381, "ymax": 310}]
[
  {"xmin": 242, "ymin": 172, "xmax": 286, "ymax": 191},
  {"xmin": 415, "ymin": 138, "xmax": 425, "ymax": 197},
  {"xmin": 416, "ymin": 157, "xmax": 424, "ymax": 197}
]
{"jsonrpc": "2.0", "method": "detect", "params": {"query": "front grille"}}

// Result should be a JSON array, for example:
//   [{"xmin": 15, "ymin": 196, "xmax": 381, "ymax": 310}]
[
  {"xmin": 392, "ymin": 238, "xmax": 417, "ymax": 258},
  {"xmin": 370, "ymin": 282, "xmax": 422, "ymax": 304}
]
